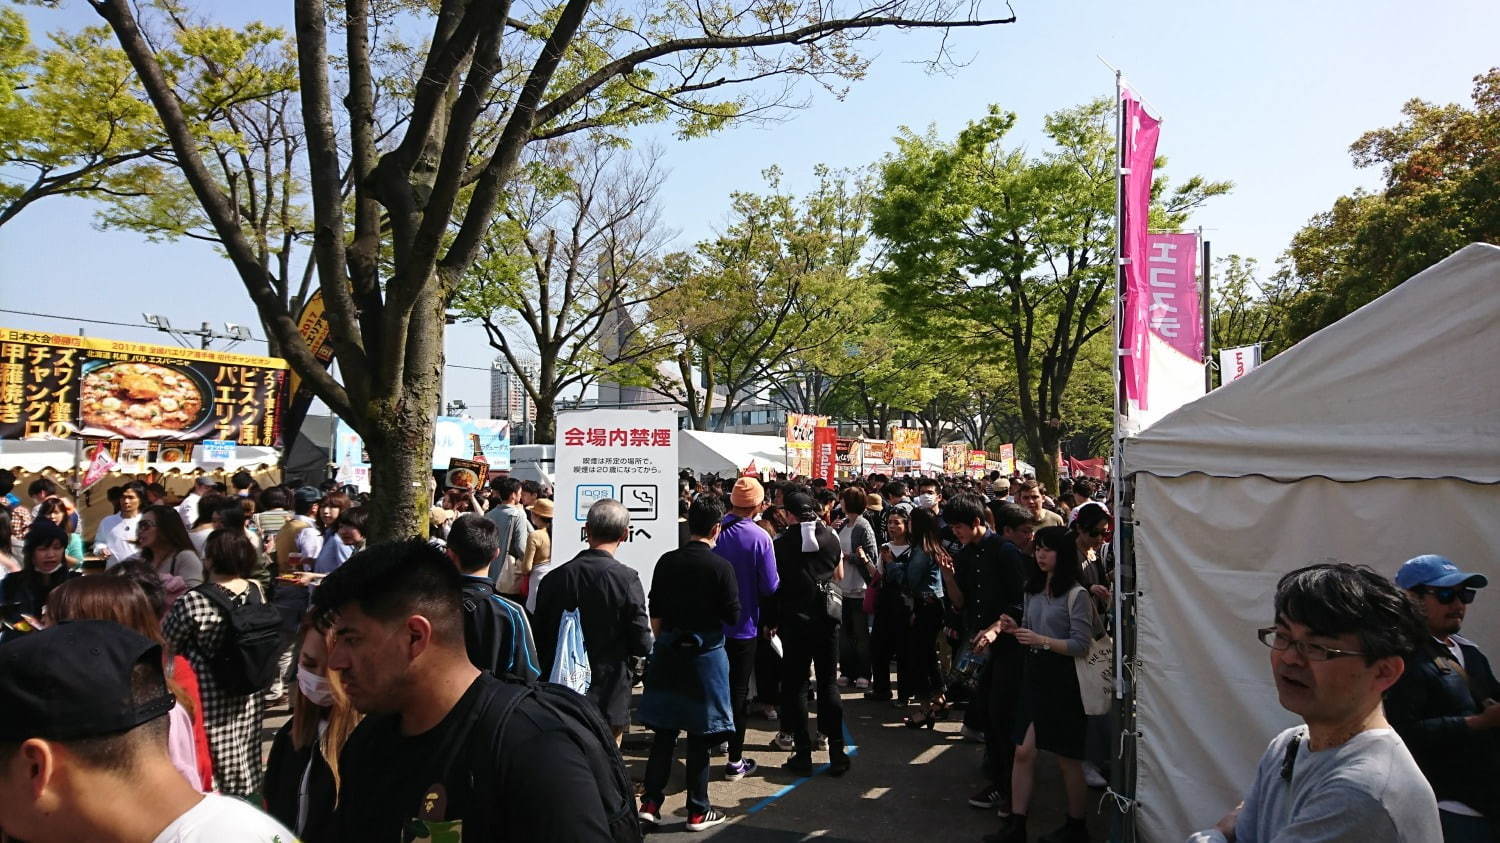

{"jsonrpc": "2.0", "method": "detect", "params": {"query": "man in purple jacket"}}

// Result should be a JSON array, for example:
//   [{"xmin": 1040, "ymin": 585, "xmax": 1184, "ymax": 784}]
[{"xmin": 716, "ymin": 477, "xmax": 781, "ymax": 781}]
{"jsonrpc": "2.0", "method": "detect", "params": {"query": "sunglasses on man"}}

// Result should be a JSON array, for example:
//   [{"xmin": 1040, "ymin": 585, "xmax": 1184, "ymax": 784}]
[{"xmin": 1415, "ymin": 586, "xmax": 1478, "ymax": 605}]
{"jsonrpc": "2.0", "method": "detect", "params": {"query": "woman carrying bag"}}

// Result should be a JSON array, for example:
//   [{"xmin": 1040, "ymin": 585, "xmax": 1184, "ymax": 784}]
[
  {"xmin": 975, "ymin": 525, "xmax": 1096, "ymax": 843},
  {"xmin": 899, "ymin": 507, "xmax": 948, "ymax": 729}
]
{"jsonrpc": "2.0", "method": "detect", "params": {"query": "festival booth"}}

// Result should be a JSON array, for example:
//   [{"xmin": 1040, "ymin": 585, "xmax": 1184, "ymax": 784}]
[
  {"xmin": 1119, "ymin": 244, "xmax": 1500, "ymax": 838},
  {"xmin": 678, "ymin": 429, "xmax": 790, "ymax": 476},
  {"xmin": 0, "ymin": 439, "xmax": 283, "ymax": 531}
]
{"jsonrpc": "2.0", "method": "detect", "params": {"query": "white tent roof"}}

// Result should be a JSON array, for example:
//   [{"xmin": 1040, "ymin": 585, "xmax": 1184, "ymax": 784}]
[
  {"xmin": 678, "ymin": 430, "xmax": 789, "ymax": 476},
  {"xmin": 1124, "ymin": 243, "xmax": 1500, "ymax": 484},
  {"xmin": 0, "ymin": 439, "xmax": 281, "ymax": 474}
]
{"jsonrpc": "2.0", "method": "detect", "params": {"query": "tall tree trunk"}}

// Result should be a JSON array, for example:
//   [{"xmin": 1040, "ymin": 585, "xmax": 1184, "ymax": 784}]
[
  {"xmin": 534, "ymin": 393, "xmax": 557, "ymax": 444},
  {"xmin": 361, "ymin": 287, "xmax": 444, "ymax": 539}
]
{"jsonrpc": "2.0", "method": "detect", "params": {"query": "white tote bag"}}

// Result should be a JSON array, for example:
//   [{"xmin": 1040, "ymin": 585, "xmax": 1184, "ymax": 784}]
[
  {"xmin": 1069, "ymin": 587, "xmax": 1113, "ymax": 717},
  {"xmin": 549, "ymin": 608, "xmax": 592, "ymax": 695}
]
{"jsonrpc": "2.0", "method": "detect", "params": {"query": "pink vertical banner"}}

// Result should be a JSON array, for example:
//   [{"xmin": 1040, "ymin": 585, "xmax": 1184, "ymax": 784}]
[
  {"xmin": 1145, "ymin": 232, "xmax": 1201, "ymax": 360},
  {"xmin": 1119, "ymin": 85, "xmax": 1161, "ymax": 411}
]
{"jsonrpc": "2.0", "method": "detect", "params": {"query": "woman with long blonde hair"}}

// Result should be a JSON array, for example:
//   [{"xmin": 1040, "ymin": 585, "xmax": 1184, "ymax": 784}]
[{"xmin": 263, "ymin": 611, "xmax": 362, "ymax": 842}]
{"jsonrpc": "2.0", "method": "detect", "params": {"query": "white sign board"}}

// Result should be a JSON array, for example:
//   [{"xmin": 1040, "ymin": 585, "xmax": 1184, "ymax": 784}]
[
  {"xmin": 1218, "ymin": 344, "xmax": 1263, "ymax": 387},
  {"xmin": 553, "ymin": 410, "xmax": 678, "ymax": 595}
]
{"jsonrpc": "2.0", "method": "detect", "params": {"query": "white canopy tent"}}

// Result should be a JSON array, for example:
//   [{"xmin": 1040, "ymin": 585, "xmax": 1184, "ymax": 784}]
[
  {"xmin": 1120, "ymin": 244, "xmax": 1500, "ymax": 838},
  {"xmin": 0, "ymin": 439, "xmax": 282, "ymax": 475},
  {"xmin": 678, "ymin": 429, "xmax": 790, "ymax": 476}
]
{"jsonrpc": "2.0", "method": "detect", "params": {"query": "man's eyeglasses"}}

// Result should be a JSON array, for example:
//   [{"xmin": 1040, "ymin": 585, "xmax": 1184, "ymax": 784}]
[
  {"xmin": 1415, "ymin": 586, "xmax": 1477, "ymax": 605},
  {"xmin": 1256, "ymin": 627, "xmax": 1367, "ymax": 662}
]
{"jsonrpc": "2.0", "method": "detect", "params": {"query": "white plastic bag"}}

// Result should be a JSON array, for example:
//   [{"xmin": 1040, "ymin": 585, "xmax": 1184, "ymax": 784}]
[{"xmin": 549, "ymin": 608, "xmax": 592, "ymax": 695}]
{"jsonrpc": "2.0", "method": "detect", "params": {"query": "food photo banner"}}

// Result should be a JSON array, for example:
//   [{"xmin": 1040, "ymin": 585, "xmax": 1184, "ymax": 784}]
[{"xmin": 0, "ymin": 328, "xmax": 287, "ymax": 446}]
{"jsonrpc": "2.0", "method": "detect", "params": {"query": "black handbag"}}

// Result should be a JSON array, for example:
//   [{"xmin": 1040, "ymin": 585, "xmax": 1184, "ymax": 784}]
[{"xmin": 816, "ymin": 580, "xmax": 843, "ymax": 624}]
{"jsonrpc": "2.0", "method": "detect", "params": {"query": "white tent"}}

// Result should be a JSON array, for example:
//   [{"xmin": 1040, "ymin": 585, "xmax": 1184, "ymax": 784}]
[
  {"xmin": 678, "ymin": 430, "xmax": 790, "ymax": 476},
  {"xmin": 0, "ymin": 439, "xmax": 281, "ymax": 475},
  {"xmin": 1120, "ymin": 244, "xmax": 1500, "ymax": 838}
]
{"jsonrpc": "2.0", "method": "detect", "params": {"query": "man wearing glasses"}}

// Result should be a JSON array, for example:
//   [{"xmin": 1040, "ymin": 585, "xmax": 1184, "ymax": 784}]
[
  {"xmin": 1198, "ymin": 562, "xmax": 1439, "ymax": 843},
  {"xmin": 1385, "ymin": 555, "xmax": 1500, "ymax": 842}
]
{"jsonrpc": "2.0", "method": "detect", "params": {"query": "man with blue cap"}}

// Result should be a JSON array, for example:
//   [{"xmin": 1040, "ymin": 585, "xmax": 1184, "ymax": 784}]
[{"xmin": 1386, "ymin": 554, "xmax": 1500, "ymax": 842}]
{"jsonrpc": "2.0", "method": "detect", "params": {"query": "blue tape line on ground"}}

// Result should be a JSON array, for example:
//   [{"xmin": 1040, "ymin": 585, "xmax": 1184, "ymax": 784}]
[{"xmin": 743, "ymin": 720, "xmax": 859, "ymax": 815}]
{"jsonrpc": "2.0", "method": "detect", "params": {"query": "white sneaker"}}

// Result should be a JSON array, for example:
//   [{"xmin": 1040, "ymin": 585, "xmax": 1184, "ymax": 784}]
[
  {"xmin": 1084, "ymin": 762, "xmax": 1108, "ymax": 788},
  {"xmin": 854, "ymin": 678, "xmax": 871, "ymax": 690}
]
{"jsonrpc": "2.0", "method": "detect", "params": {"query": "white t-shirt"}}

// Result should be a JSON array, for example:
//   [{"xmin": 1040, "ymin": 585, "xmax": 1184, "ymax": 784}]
[
  {"xmin": 96, "ymin": 512, "xmax": 142, "ymax": 563},
  {"xmin": 151, "ymin": 793, "xmax": 294, "ymax": 842},
  {"xmin": 176, "ymin": 492, "xmax": 202, "ymax": 529}
]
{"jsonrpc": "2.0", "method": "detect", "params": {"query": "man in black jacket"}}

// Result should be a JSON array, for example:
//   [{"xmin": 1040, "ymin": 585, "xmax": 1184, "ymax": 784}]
[
  {"xmin": 771, "ymin": 491, "xmax": 850, "ymax": 776},
  {"xmin": 534, "ymin": 498, "xmax": 653, "ymax": 743},
  {"xmin": 1387, "ymin": 554, "xmax": 1500, "ymax": 841},
  {"xmin": 950, "ymin": 497, "xmax": 1036, "ymax": 815}
]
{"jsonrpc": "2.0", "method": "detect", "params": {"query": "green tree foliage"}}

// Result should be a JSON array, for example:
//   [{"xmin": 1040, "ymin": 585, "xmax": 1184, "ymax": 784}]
[
  {"xmin": 453, "ymin": 139, "xmax": 673, "ymax": 442},
  {"xmin": 1280, "ymin": 68, "xmax": 1500, "ymax": 343},
  {"xmin": 1208, "ymin": 254, "xmax": 1294, "ymax": 367},
  {"xmin": 79, "ymin": 0, "xmax": 1017, "ymax": 539},
  {"xmin": 0, "ymin": 9, "xmax": 294, "ymax": 233},
  {"xmin": 873, "ymin": 98, "xmax": 1229, "ymax": 488},
  {"xmin": 646, "ymin": 166, "xmax": 877, "ymax": 430}
]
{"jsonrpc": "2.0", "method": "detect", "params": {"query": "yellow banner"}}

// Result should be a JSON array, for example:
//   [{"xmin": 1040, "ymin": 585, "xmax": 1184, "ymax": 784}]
[{"xmin": 0, "ymin": 327, "xmax": 286, "ymax": 445}]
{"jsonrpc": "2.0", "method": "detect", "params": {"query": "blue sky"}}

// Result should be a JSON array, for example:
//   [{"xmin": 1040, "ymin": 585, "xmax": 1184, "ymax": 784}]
[{"xmin": 2, "ymin": 0, "xmax": 1496, "ymax": 415}]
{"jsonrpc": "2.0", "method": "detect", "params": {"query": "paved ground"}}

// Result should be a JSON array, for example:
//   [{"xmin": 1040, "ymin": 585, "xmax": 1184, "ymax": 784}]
[{"xmin": 265, "ymin": 685, "xmax": 1112, "ymax": 842}]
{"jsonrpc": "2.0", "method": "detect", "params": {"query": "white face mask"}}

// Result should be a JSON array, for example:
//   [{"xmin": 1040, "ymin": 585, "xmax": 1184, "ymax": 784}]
[
  {"xmin": 915, "ymin": 493, "xmax": 938, "ymax": 510},
  {"xmin": 298, "ymin": 668, "xmax": 334, "ymax": 707}
]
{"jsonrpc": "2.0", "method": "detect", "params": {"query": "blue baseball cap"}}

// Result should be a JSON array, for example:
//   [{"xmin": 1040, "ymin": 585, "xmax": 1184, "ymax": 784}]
[{"xmin": 1394, "ymin": 555, "xmax": 1488, "ymax": 590}]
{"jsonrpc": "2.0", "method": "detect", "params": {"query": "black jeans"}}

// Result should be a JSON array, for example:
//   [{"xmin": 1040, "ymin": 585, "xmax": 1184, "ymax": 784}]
[
  {"xmin": 642, "ymin": 729, "xmax": 713, "ymax": 814},
  {"xmin": 781, "ymin": 614, "xmax": 844, "ymax": 755},
  {"xmin": 755, "ymin": 633, "xmax": 781, "ymax": 702},
  {"xmin": 903, "ymin": 597, "xmax": 946, "ymax": 701},
  {"xmin": 838, "ymin": 598, "xmax": 871, "ymax": 681},
  {"xmin": 725, "ymin": 636, "xmax": 757, "ymax": 763},
  {"xmin": 983, "ymin": 643, "xmax": 1023, "ymax": 792},
  {"xmin": 868, "ymin": 589, "xmax": 908, "ymax": 697}
]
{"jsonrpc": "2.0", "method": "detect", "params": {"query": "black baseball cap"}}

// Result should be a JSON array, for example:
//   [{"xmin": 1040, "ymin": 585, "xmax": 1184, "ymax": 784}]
[{"xmin": 0, "ymin": 620, "xmax": 175, "ymax": 742}]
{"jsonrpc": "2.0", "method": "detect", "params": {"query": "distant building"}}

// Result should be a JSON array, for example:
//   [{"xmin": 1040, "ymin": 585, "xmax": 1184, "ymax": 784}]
[
  {"xmin": 489, "ymin": 357, "xmax": 537, "ymax": 442},
  {"xmin": 595, "ymin": 294, "xmax": 658, "ymax": 412}
]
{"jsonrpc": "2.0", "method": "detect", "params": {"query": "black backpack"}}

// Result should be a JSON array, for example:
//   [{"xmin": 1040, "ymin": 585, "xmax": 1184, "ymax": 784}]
[
  {"xmin": 448, "ymin": 675, "xmax": 643, "ymax": 842},
  {"xmin": 194, "ymin": 582, "xmax": 282, "ymax": 696}
]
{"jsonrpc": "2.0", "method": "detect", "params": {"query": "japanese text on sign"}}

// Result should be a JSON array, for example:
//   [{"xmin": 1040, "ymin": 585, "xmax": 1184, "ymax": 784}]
[{"xmin": 561, "ymin": 427, "xmax": 674, "ymax": 448}]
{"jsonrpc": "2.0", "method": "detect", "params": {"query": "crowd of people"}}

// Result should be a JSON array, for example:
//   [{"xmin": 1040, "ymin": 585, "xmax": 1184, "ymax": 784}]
[{"xmin": 0, "ymin": 464, "xmax": 1495, "ymax": 842}]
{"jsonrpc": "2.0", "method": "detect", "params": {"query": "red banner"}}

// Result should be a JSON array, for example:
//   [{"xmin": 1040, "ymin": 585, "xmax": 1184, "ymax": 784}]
[{"xmin": 811, "ymin": 426, "xmax": 837, "ymax": 485}]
